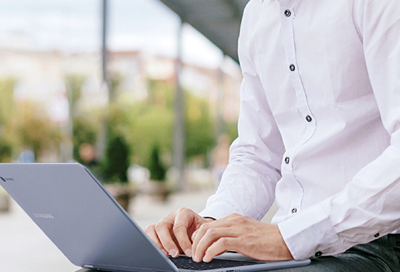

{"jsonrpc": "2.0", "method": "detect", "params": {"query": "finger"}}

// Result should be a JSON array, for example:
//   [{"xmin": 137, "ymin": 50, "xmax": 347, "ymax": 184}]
[
  {"xmin": 145, "ymin": 224, "xmax": 168, "ymax": 256},
  {"xmin": 192, "ymin": 222, "xmax": 219, "ymax": 261},
  {"xmin": 203, "ymin": 237, "xmax": 237, "ymax": 262},
  {"xmin": 173, "ymin": 209, "xmax": 196, "ymax": 257},
  {"xmin": 191, "ymin": 229, "xmax": 199, "ymax": 242},
  {"xmin": 155, "ymin": 217, "xmax": 180, "ymax": 257},
  {"xmin": 193, "ymin": 226, "xmax": 236, "ymax": 262},
  {"xmin": 191, "ymin": 218, "xmax": 234, "ymax": 260}
]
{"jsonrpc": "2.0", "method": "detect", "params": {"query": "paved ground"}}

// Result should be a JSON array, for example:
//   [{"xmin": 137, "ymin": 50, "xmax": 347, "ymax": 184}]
[{"xmin": 0, "ymin": 189, "xmax": 277, "ymax": 272}]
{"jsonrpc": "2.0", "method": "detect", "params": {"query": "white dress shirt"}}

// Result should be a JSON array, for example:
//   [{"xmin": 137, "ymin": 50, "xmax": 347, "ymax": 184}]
[{"xmin": 199, "ymin": 0, "xmax": 400, "ymax": 260}]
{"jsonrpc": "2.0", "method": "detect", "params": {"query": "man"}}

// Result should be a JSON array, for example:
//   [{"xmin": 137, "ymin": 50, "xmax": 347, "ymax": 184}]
[{"xmin": 145, "ymin": 0, "xmax": 400, "ymax": 270}]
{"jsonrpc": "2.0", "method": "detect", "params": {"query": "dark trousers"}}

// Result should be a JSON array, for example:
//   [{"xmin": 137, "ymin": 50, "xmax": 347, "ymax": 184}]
[{"xmin": 276, "ymin": 235, "xmax": 400, "ymax": 272}]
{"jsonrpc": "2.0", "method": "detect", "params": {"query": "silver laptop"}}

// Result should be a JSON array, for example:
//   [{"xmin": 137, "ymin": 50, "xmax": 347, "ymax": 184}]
[{"xmin": 0, "ymin": 163, "xmax": 310, "ymax": 272}]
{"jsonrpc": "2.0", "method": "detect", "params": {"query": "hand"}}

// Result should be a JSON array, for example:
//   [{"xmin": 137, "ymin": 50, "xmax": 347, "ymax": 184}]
[
  {"xmin": 191, "ymin": 213, "xmax": 293, "ymax": 262},
  {"xmin": 145, "ymin": 207, "xmax": 211, "ymax": 258}
]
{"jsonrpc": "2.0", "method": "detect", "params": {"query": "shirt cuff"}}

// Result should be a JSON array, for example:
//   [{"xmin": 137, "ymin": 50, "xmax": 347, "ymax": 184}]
[
  {"xmin": 278, "ymin": 204, "xmax": 341, "ymax": 260},
  {"xmin": 199, "ymin": 201, "xmax": 243, "ymax": 220}
]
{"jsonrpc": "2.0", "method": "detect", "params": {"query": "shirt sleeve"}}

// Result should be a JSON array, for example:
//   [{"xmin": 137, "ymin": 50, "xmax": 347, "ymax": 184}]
[
  {"xmin": 278, "ymin": 0, "xmax": 400, "ymax": 260},
  {"xmin": 199, "ymin": 3, "xmax": 286, "ymax": 221}
]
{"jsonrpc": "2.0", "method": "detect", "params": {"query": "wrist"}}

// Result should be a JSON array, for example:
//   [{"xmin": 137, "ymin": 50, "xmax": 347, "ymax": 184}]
[{"xmin": 274, "ymin": 224, "xmax": 293, "ymax": 260}]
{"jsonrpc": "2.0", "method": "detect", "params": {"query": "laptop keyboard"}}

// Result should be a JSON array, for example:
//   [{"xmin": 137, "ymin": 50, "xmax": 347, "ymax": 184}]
[{"xmin": 168, "ymin": 255, "xmax": 258, "ymax": 271}]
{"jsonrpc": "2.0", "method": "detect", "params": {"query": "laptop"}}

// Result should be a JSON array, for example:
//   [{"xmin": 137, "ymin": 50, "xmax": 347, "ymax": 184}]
[{"xmin": 0, "ymin": 163, "xmax": 310, "ymax": 272}]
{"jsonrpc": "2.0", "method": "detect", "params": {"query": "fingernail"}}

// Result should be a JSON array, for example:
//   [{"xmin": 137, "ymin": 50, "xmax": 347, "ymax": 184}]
[
  {"xmin": 203, "ymin": 255, "xmax": 211, "ymax": 263},
  {"xmin": 185, "ymin": 249, "xmax": 192, "ymax": 257},
  {"xmin": 194, "ymin": 255, "xmax": 199, "ymax": 262},
  {"xmin": 162, "ymin": 249, "xmax": 168, "ymax": 256},
  {"xmin": 169, "ymin": 249, "xmax": 178, "ymax": 257}
]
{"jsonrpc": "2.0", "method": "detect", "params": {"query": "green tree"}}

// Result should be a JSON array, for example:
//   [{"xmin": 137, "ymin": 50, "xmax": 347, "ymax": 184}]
[
  {"xmin": 0, "ymin": 78, "xmax": 17, "ymax": 162},
  {"xmin": 72, "ymin": 115, "xmax": 99, "ymax": 163},
  {"xmin": 107, "ymin": 103, "xmax": 132, "ymax": 141},
  {"xmin": 0, "ymin": 138, "xmax": 13, "ymax": 163},
  {"xmin": 128, "ymin": 104, "xmax": 173, "ymax": 167},
  {"xmin": 148, "ymin": 145, "xmax": 166, "ymax": 181},
  {"xmin": 102, "ymin": 136, "xmax": 130, "ymax": 183},
  {"xmin": 184, "ymin": 91, "xmax": 215, "ymax": 163},
  {"xmin": 16, "ymin": 102, "xmax": 61, "ymax": 160},
  {"xmin": 225, "ymin": 120, "xmax": 239, "ymax": 144},
  {"xmin": 101, "ymin": 99, "xmax": 131, "ymax": 183},
  {"xmin": 147, "ymin": 79, "xmax": 174, "ymax": 108},
  {"xmin": 64, "ymin": 74, "xmax": 103, "ymax": 165},
  {"xmin": 0, "ymin": 78, "xmax": 16, "ymax": 125},
  {"xmin": 102, "ymin": 78, "xmax": 219, "ymax": 172},
  {"xmin": 64, "ymin": 74, "xmax": 86, "ymax": 109}
]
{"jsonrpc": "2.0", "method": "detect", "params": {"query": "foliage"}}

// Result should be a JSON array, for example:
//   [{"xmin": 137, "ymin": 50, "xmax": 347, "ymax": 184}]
[
  {"xmin": 117, "ymin": 80, "xmax": 217, "ymax": 169},
  {"xmin": 0, "ymin": 78, "xmax": 16, "ymax": 125},
  {"xmin": 64, "ymin": 74, "xmax": 86, "ymax": 109},
  {"xmin": 16, "ymin": 102, "xmax": 61, "ymax": 158},
  {"xmin": 72, "ymin": 115, "xmax": 99, "ymax": 164},
  {"xmin": 101, "ymin": 74, "xmax": 130, "ymax": 183},
  {"xmin": 148, "ymin": 145, "xmax": 166, "ymax": 182},
  {"xmin": 0, "ymin": 77, "xmax": 66, "ymax": 161},
  {"xmin": 184, "ymin": 91, "xmax": 215, "ymax": 161},
  {"xmin": 0, "ymin": 137, "xmax": 13, "ymax": 163},
  {"xmin": 0, "ymin": 78, "xmax": 17, "ymax": 162},
  {"xmin": 224, "ymin": 120, "xmax": 239, "ymax": 145},
  {"xmin": 128, "ymin": 104, "xmax": 173, "ymax": 167},
  {"xmin": 64, "ymin": 74, "xmax": 97, "ymax": 164},
  {"xmin": 107, "ymin": 103, "xmax": 132, "ymax": 141},
  {"xmin": 109, "ymin": 73, "xmax": 123, "ymax": 103},
  {"xmin": 0, "ymin": 74, "xmax": 233, "ymax": 168},
  {"xmin": 102, "ymin": 136, "xmax": 130, "ymax": 183},
  {"xmin": 147, "ymin": 79, "xmax": 174, "ymax": 108}
]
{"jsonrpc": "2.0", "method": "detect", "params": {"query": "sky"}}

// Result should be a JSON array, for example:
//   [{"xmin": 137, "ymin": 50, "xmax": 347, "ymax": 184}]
[{"xmin": 0, "ymin": 0, "xmax": 226, "ymax": 68}]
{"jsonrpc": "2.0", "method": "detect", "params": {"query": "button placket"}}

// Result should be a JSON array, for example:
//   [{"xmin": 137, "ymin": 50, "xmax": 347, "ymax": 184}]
[
  {"xmin": 279, "ymin": 3, "xmax": 317, "ymax": 213},
  {"xmin": 280, "ymin": 5, "xmax": 316, "ymax": 123}
]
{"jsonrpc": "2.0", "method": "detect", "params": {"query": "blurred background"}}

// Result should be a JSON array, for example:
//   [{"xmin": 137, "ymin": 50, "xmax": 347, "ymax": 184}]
[{"xmin": 0, "ymin": 0, "xmax": 277, "ymax": 271}]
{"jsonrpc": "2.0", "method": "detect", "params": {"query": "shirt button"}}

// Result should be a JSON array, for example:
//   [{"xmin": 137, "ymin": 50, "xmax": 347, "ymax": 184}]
[
  {"xmin": 374, "ymin": 233, "xmax": 380, "ymax": 238},
  {"xmin": 315, "ymin": 251, "xmax": 323, "ymax": 257},
  {"xmin": 306, "ymin": 115, "xmax": 312, "ymax": 122},
  {"xmin": 284, "ymin": 9, "xmax": 291, "ymax": 17},
  {"xmin": 284, "ymin": 157, "xmax": 290, "ymax": 164},
  {"xmin": 291, "ymin": 208, "xmax": 297, "ymax": 213},
  {"xmin": 289, "ymin": 64, "xmax": 295, "ymax": 71}
]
